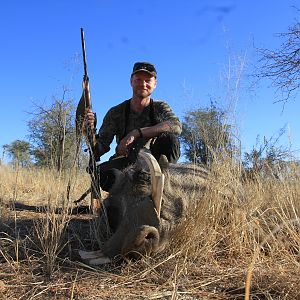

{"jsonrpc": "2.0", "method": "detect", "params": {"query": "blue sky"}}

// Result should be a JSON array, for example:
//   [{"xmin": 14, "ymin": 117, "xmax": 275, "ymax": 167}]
[{"xmin": 1, "ymin": 0, "xmax": 299, "ymax": 162}]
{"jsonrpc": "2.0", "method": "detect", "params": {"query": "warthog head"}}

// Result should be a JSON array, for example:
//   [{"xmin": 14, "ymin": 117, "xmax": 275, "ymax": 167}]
[{"xmin": 79, "ymin": 150, "xmax": 208, "ymax": 264}]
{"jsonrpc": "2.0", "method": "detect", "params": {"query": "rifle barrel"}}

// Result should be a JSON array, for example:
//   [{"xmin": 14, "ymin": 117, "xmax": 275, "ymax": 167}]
[{"xmin": 81, "ymin": 28, "xmax": 88, "ymax": 79}]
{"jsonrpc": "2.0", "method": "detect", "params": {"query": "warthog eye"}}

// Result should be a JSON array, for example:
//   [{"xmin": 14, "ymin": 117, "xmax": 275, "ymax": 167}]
[
  {"xmin": 132, "ymin": 170, "xmax": 151, "ymax": 195},
  {"xmin": 133, "ymin": 170, "xmax": 151, "ymax": 183}
]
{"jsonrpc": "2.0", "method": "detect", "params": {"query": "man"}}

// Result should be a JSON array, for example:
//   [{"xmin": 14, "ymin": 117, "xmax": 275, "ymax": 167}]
[{"xmin": 85, "ymin": 62, "xmax": 181, "ymax": 191}]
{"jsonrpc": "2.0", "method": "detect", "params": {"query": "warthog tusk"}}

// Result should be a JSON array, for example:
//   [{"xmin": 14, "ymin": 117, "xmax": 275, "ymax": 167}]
[
  {"xmin": 78, "ymin": 249, "xmax": 105, "ymax": 260},
  {"xmin": 78, "ymin": 249, "xmax": 111, "ymax": 265},
  {"xmin": 89, "ymin": 257, "xmax": 111, "ymax": 265},
  {"xmin": 138, "ymin": 150, "xmax": 164, "ymax": 218}
]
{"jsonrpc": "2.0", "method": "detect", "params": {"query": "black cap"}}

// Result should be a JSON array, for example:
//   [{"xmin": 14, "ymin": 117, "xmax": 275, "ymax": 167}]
[{"xmin": 131, "ymin": 62, "xmax": 157, "ymax": 78}]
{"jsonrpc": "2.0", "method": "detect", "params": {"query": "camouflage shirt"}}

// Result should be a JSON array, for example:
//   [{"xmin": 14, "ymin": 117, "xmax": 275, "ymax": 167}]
[{"xmin": 96, "ymin": 99, "xmax": 182, "ymax": 156}]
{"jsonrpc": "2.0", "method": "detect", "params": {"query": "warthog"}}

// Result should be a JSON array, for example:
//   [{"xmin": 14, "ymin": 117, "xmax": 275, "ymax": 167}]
[{"xmin": 79, "ymin": 150, "xmax": 208, "ymax": 265}]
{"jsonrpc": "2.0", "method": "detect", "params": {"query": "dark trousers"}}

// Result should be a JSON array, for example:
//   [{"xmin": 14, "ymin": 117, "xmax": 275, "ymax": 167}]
[
  {"xmin": 150, "ymin": 133, "xmax": 180, "ymax": 163},
  {"xmin": 99, "ymin": 133, "xmax": 180, "ymax": 191}
]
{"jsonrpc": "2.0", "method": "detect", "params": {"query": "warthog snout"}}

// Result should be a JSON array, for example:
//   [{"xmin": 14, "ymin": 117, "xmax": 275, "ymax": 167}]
[{"xmin": 122, "ymin": 225, "xmax": 160, "ymax": 257}]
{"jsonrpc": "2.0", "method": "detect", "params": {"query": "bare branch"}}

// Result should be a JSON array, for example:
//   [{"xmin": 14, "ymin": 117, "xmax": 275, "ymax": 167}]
[{"xmin": 256, "ymin": 20, "xmax": 300, "ymax": 103}]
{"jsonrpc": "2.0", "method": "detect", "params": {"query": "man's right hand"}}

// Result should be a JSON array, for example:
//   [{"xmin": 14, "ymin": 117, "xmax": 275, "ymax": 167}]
[{"xmin": 83, "ymin": 108, "xmax": 95, "ymax": 133}]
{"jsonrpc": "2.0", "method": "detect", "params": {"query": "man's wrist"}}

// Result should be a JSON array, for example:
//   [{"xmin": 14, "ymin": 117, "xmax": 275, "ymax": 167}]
[{"xmin": 137, "ymin": 128, "xmax": 143, "ymax": 138}]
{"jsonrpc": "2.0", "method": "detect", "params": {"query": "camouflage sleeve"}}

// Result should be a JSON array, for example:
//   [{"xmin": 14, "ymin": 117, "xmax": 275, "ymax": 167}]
[
  {"xmin": 95, "ymin": 108, "xmax": 118, "ymax": 157},
  {"xmin": 154, "ymin": 101, "xmax": 182, "ymax": 135}
]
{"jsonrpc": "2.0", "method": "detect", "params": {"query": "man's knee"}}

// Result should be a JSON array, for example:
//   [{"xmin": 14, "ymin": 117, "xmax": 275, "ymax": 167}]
[{"xmin": 151, "ymin": 133, "xmax": 180, "ymax": 163}]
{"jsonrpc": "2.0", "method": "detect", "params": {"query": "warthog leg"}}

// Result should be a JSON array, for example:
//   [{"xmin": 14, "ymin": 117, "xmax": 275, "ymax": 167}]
[{"xmin": 74, "ymin": 188, "xmax": 91, "ymax": 204}]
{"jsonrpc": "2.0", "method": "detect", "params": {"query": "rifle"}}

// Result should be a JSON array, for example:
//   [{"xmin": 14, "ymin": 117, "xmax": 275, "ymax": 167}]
[{"xmin": 76, "ymin": 28, "xmax": 101, "ymax": 213}]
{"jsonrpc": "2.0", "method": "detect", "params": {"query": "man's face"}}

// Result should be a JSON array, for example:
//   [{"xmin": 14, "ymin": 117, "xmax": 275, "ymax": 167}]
[{"xmin": 130, "ymin": 72, "xmax": 157, "ymax": 99}]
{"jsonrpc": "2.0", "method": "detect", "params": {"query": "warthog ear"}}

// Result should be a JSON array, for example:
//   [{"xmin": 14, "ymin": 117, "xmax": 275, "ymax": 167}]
[
  {"xmin": 158, "ymin": 155, "xmax": 169, "ymax": 172},
  {"xmin": 158, "ymin": 155, "xmax": 171, "ymax": 191}
]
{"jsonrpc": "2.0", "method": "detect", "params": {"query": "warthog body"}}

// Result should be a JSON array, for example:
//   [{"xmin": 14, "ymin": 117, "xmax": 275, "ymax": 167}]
[{"xmin": 79, "ymin": 151, "xmax": 208, "ymax": 264}]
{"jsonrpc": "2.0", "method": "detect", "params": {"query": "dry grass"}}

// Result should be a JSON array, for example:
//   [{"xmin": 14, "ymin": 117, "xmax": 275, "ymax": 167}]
[
  {"xmin": 0, "ymin": 165, "xmax": 90, "ymax": 206},
  {"xmin": 0, "ymin": 160, "xmax": 299, "ymax": 300}
]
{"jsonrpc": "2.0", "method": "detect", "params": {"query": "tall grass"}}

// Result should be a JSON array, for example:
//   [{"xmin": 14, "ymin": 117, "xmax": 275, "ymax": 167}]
[
  {"xmin": 0, "ymin": 165, "xmax": 90, "ymax": 279},
  {"xmin": 0, "ymin": 160, "xmax": 299, "ymax": 299},
  {"xmin": 0, "ymin": 164, "xmax": 90, "ymax": 206},
  {"xmin": 166, "ymin": 157, "xmax": 300, "ymax": 298}
]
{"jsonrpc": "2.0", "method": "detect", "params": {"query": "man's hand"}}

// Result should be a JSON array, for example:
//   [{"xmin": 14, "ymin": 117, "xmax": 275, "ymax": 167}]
[
  {"xmin": 83, "ymin": 108, "xmax": 95, "ymax": 134},
  {"xmin": 117, "ymin": 129, "xmax": 139, "ymax": 156}
]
